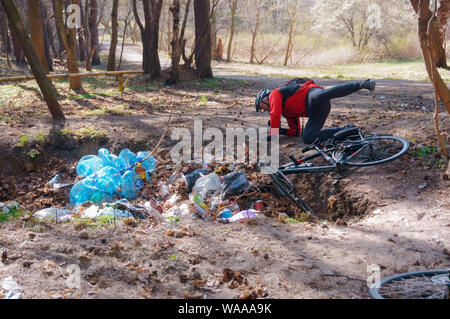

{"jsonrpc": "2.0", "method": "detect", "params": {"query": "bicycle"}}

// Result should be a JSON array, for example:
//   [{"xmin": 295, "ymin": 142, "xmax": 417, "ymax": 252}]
[
  {"xmin": 263, "ymin": 127, "xmax": 410, "ymax": 215},
  {"xmin": 369, "ymin": 269, "xmax": 450, "ymax": 299}
]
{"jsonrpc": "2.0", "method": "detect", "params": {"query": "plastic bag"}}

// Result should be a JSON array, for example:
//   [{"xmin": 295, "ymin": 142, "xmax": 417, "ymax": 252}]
[
  {"xmin": 220, "ymin": 209, "xmax": 265, "ymax": 223},
  {"xmin": 34, "ymin": 208, "xmax": 72, "ymax": 220},
  {"xmin": 221, "ymin": 171, "xmax": 249, "ymax": 199},
  {"xmin": 191, "ymin": 172, "xmax": 222, "ymax": 200},
  {"xmin": 183, "ymin": 169, "xmax": 208, "ymax": 193}
]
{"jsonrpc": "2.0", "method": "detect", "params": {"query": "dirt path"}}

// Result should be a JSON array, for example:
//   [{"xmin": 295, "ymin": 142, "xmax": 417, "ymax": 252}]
[{"xmin": 0, "ymin": 51, "xmax": 449, "ymax": 299}]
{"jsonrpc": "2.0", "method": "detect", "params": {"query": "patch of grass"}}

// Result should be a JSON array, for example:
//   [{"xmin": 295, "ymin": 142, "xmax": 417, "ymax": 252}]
[
  {"xmin": 83, "ymin": 106, "xmax": 133, "ymax": 116},
  {"xmin": 166, "ymin": 216, "xmax": 180, "ymax": 224},
  {"xmin": 26, "ymin": 148, "xmax": 40, "ymax": 159},
  {"xmin": 68, "ymin": 93, "xmax": 96, "ymax": 101},
  {"xmin": 56, "ymin": 129, "xmax": 73, "ymax": 137},
  {"xmin": 73, "ymin": 216, "xmax": 116, "ymax": 229},
  {"xmin": 200, "ymin": 95, "xmax": 208, "ymax": 102},
  {"xmin": 284, "ymin": 218, "xmax": 303, "ymax": 224},
  {"xmin": 0, "ymin": 204, "xmax": 23, "ymax": 222},
  {"xmin": 75, "ymin": 127, "xmax": 107, "ymax": 143},
  {"xmin": 34, "ymin": 132, "xmax": 47, "ymax": 144},
  {"xmin": 411, "ymin": 145, "xmax": 438, "ymax": 158},
  {"xmin": 17, "ymin": 134, "xmax": 29, "ymax": 147}
]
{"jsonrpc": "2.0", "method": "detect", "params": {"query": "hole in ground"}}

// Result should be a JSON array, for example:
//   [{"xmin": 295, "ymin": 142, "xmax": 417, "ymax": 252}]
[{"xmin": 290, "ymin": 173, "xmax": 375, "ymax": 222}]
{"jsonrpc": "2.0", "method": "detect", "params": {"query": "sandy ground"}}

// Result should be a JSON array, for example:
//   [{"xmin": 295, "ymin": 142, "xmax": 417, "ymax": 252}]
[{"xmin": 0, "ymin": 47, "xmax": 449, "ymax": 299}]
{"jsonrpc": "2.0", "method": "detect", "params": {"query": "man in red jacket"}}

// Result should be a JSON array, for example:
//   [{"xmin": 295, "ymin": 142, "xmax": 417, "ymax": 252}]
[{"xmin": 255, "ymin": 79, "xmax": 376, "ymax": 144}]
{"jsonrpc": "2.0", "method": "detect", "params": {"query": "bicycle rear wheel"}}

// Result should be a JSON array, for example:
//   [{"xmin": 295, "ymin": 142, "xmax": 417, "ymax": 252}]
[
  {"xmin": 344, "ymin": 136, "xmax": 409, "ymax": 167},
  {"xmin": 370, "ymin": 269, "xmax": 450, "ymax": 299}
]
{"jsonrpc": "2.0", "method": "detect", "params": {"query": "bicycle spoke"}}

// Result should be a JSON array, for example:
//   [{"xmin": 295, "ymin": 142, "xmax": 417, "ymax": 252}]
[{"xmin": 375, "ymin": 273, "xmax": 449, "ymax": 299}]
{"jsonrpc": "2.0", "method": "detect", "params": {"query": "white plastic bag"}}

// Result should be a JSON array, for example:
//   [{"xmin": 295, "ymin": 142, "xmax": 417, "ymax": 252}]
[{"xmin": 191, "ymin": 173, "xmax": 222, "ymax": 200}]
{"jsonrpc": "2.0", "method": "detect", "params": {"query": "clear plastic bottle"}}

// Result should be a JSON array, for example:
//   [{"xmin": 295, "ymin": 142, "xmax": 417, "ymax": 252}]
[{"xmin": 76, "ymin": 155, "xmax": 104, "ymax": 177}]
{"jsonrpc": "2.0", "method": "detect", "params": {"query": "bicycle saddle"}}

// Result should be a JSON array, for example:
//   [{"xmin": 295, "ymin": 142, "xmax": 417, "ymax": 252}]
[{"xmin": 333, "ymin": 127, "xmax": 359, "ymax": 140}]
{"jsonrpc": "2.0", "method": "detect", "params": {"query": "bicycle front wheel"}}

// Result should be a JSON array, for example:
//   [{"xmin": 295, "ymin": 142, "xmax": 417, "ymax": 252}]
[
  {"xmin": 344, "ymin": 136, "xmax": 409, "ymax": 167},
  {"xmin": 268, "ymin": 172, "xmax": 313, "ymax": 214},
  {"xmin": 369, "ymin": 269, "xmax": 450, "ymax": 299}
]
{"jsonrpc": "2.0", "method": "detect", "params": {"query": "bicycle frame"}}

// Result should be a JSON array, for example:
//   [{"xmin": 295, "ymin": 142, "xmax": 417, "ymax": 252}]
[{"xmin": 278, "ymin": 134, "xmax": 380, "ymax": 175}]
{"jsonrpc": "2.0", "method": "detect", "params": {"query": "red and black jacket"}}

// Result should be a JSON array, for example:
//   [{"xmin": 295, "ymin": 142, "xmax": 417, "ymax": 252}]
[{"xmin": 269, "ymin": 80, "xmax": 323, "ymax": 136}]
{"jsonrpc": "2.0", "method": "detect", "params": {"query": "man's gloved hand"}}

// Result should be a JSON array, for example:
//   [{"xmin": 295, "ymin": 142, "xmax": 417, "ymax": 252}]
[{"xmin": 280, "ymin": 128, "xmax": 288, "ymax": 136}]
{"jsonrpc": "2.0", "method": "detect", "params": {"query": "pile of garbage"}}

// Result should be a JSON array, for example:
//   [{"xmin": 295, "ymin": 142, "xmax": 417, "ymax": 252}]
[
  {"xmin": 69, "ymin": 148, "xmax": 156, "ymax": 205},
  {"xmin": 157, "ymin": 165, "xmax": 266, "ymax": 223},
  {"xmin": 17, "ymin": 147, "xmax": 270, "ymax": 224}
]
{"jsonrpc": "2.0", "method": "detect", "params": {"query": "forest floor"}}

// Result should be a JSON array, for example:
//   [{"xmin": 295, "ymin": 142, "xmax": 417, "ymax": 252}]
[{"xmin": 0, "ymin": 48, "xmax": 449, "ymax": 299}]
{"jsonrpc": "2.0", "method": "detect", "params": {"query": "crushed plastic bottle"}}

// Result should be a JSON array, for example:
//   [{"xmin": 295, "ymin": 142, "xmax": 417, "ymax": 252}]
[
  {"xmin": 119, "ymin": 149, "xmax": 137, "ymax": 170},
  {"xmin": 76, "ymin": 155, "xmax": 104, "ymax": 177},
  {"xmin": 119, "ymin": 170, "xmax": 143, "ymax": 200},
  {"xmin": 70, "ymin": 181, "xmax": 95, "ymax": 206},
  {"xmin": 83, "ymin": 166, "xmax": 122, "ymax": 196},
  {"xmin": 98, "ymin": 148, "xmax": 115, "ymax": 168}
]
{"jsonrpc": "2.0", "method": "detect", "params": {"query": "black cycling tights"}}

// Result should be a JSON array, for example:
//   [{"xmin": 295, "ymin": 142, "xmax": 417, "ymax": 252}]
[{"xmin": 302, "ymin": 81, "xmax": 362, "ymax": 144}]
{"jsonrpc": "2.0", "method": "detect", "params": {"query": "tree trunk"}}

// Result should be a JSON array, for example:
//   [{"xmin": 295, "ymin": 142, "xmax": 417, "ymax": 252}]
[
  {"xmin": 415, "ymin": 0, "xmax": 449, "ymax": 162},
  {"xmin": 284, "ymin": 8, "xmax": 295, "ymax": 67},
  {"xmin": 77, "ymin": 0, "xmax": 85, "ymax": 62},
  {"xmin": 226, "ymin": 0, "xmax": 237, "ymax": 62},
  {"xmin": 89, "ymin": 0, "xmax": 100, "ymax": 65},
  {"xmin": 210, "ymin": 0, "xmax": 217, "ymax": 60},
  {"xmin": 180, "ymin": 0, "xmax": 193, "ymax": 67},
  {"xmin": 56, "ymin": 0, "xmax": 82, "ymax": 90},
  {"xmin": 107, "ymin": 0, "xmax": 119, "ymax": 71},
  {"xmin": 84, "ymin": 0, "xmax": 92, "ymax": 70},
  {"xmin": 167, "ymin": 0, "xmax": 181, "ymax": 84},
  {"xmin": 118, "ymin": 7, "xmax": 133, "ymax": 71},
  {"xmin": 411, "ymin": 0, "xmax": 448, "ymax": 68},
  {"xmin": 51, "ymin": 0, "xmax": 65, "ymax": 56},
  {"xmin": 132, "ymin": 20, "xmax": 138, "ymax": 43},
  {"xmin": 134, "ymin": 0, "xmax": 163, "ymax": 79},
  {"xmin": 40, "ymin": 1, "xmax": 53, "ymax": 72},
  {"xmin": 26, "ymin": 0, "xmax": 49, "ymax": 73},
  {"xmin": 0, "ymin": 0, "xmax": 65, "ymax": 122},
  {"xmin": 0, "ymin": 5, "xmax": 11, "ymax": 55},
  {"xmin": 167, "ymin": 1, "xmax": 171, "ymax": 53},
  {"xmin": 250, "ymin": 1, "xmax": 261, "ymax": 64},
  {"xmin": 217, "ymin": 38, "xmax": 223, "ymax": 60},
  {"xmin": 194, "ymin": 0, "xmax": 213, "ymax": 78}
]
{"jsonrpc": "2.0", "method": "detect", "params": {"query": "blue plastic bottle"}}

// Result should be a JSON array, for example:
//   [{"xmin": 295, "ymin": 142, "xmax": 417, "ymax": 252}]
[
  {"xmin": 98, "ymin": 148, "xmax": 115, "ymax": 168},
  {"xmin": 69, "ymin": 181, "xmax": 95, "ymax": 205},
  {"xmin": 119, "ymin": 170, "xmax": 143, "ymax": 200},
  {"xmin": 76, "ymin": 155, "xmax": 104, "ymax": 177},
  {"xmin": 84, "ymin": 166, "xmax": 122, "ymax": 196},
  {"xmin": 119, "ymin": 149, "xmax": 137, "ymax": 171}
]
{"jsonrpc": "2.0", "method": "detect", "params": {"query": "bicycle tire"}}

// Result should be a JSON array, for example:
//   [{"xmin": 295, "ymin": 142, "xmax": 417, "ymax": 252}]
[
  {"xmin": 268, "ymin": 172, "xmax": 313, "ymax": 214},
  {"xmin": 369, "ymin": 269, "xmax": 450, "ymax": 299},
  {"xmin": 343, "ymin": 135, "xmax": 409, "ymax": 167}
]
